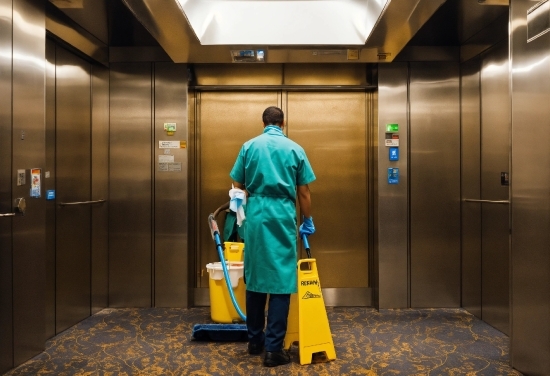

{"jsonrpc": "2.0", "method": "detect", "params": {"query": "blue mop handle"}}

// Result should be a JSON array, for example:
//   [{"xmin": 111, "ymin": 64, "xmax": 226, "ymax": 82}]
[
  {"xmin": 302, "ymin": 234, "xmax": 312, "ymax": 259},
  {"xmin": 209, "ymin": 214, "xmax": 246, "ymax": 322}
]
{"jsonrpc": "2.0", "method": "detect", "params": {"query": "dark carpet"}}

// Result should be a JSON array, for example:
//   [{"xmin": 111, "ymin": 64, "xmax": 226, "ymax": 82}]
[{"xmin": 4, "ymin": 307, "xmax": 522, "ymax": 375}]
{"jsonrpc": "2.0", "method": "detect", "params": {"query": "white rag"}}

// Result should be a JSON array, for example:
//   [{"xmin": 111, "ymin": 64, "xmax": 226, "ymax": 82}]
[{"xmin": 229, "ymin": 185, "xmax": 247, "ymax": 226}]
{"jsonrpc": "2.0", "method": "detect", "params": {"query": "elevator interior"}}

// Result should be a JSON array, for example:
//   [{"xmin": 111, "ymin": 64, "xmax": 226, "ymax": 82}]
[{"xmin": 3, "ymin": 0, "xmax": 550, "ymax": 375}]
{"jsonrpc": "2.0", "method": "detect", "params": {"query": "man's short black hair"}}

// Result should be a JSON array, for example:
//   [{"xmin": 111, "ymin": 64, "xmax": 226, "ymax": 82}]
[{"xmin": 262, "ymin": 106, "xmax": 284, "ymax": 126}]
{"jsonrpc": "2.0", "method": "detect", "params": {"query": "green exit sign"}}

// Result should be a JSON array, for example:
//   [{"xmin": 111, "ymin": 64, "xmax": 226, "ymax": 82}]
[{"xmin": 386, "ymin": 123, "xmax": 399, "ymax": 132}]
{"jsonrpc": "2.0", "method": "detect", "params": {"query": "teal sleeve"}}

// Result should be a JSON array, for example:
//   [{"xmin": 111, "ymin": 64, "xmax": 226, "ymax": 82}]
[
  {"xmin": 230, "ymin": 147, "xmax": 245, "ymax": 184},
  {"xmin": 297, "ymin": 152, "xmax": 316, "ymax": 186}
]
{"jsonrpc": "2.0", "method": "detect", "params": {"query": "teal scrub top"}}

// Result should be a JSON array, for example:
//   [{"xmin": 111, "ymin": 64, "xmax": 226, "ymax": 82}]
[{"xmin": 230, "ymin": 125, "xmax": 316, "ymax": 294}]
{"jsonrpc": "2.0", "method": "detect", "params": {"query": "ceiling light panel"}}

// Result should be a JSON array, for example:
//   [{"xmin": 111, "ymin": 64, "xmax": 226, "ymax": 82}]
[{"xmin": 177, "ymin": 0, "xmax": 389, "ymax": 45}]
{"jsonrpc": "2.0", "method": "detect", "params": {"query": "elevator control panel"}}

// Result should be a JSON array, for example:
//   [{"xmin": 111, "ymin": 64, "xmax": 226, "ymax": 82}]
[
  {"xmin": 388, "ymin": 168, "xmax": 399, "ymax": 184},
  {"xmin": 385, "ymin": 123, "xmax": 400, "ymax": 184},
  {"xmin": 389, "ymin": 147, "xmax": 399, "ymax": 161}
]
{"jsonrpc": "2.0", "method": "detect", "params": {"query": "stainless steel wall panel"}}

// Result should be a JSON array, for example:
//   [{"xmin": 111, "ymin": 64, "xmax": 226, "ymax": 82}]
[
  {"xmin": 480, "ymin": 41, "xmax": 510, "ymax": 335},
  {"xmin": 0, "ymin": 0, "xmax": 13, "ymax": 371},
  {"xmin": 188, "ymin": 89, "xmax": 197, "ymax": 298},
  {"xmin": 91, "ymin": 64, "xmax": 109, "ymax": 314},
  {"xmin": 153, "ymin": 63, "xmax": 188, "ymax": 307},
  {"xmin": 109, "ymin": 63, "xmax": 153, "ymax": 307},
  {"xmin": 377, "ymin": 63, "xmax": 409, "ymax": 309},
  {"xmin": 194, "ymin": 64, "xmax": 283, "ymax": 86},
  {"xmin": 510, "ymin": 0, "xmax": 550, "ymax": 373},
  {"xmin": 460, "ymin": 57, "xmax": 482, "ymax": 318},
  {"xmin": 12, "ymin": 0, "xmax": 46, "ymax": 365},
  {"xmin": 284, "ymin": 64, "xmax": 368, "ymax": 86},
  {"xmin": 45, "ymin": 38, "xmax": 56, "ymax": 339},
  {"xmin": 55, "ymin": 47, "xmax": 91, "ymax": 333},
  {"xmin": 196, "ymin": 92, "xmax": 278, "ymax": 288},
  {"xmin": 409, "ymin": 62, "xmax": 461, "ymax": 308},
  {"xmin": 370, "ymin": 90, "xmax": 379, "ymax": 308},
  {"xmin": 288, "ymin": 92, "xmax": 369, "ymax": 290}
]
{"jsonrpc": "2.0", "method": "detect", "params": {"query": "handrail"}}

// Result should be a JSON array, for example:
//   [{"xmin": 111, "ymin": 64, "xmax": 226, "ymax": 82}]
[
  {"xmin": 59, "ymin": 199, "xmax": 106, "ymax": 206},
  {"xmin": 463, "ymin": 199, "xmax": 509, "ymax": 204}
]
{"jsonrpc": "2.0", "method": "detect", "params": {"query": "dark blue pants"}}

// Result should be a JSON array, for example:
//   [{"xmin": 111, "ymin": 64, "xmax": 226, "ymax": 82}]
[{"xmin": 246, "ymin": 290, "xmax": 290, "ymax": 352}]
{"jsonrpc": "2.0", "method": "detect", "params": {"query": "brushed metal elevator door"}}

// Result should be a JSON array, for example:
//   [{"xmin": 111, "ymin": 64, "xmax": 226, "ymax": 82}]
[
  {"xmin": 197, "ymin": 91, "xmax": 279, "ymax": 288},
  {"xmin": 195, "ymin": 91, "xmax": 371, "ymax": 305},
  {"xmin": 288, "ymin": 92, "xmax": 369, "ymax": 292},
  {"xmin": 55, "ymin": 47, "xmax": 92, "ymax": 333},
  {"xmin": 461, "ymin": 40, "xmax": 510, "ymax": 335},
  {"xmin": 480, "ymin": 40, "xmax": 510, "ymax": 335}
]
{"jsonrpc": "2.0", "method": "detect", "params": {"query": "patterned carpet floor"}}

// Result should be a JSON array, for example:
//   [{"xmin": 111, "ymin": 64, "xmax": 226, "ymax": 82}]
[{"xmin": 4, "ymin": 307, "xmax": 522, "ymax": 376}]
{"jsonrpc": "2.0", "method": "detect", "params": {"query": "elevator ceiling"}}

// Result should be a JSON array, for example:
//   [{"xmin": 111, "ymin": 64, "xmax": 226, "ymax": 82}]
[
  {"xmin": 120, "ymin": 0, "xmax": 447, "ymax": 62},
  {"xmin": 48, "ymin": 0, "xmax": 509, "ymax": 64}
]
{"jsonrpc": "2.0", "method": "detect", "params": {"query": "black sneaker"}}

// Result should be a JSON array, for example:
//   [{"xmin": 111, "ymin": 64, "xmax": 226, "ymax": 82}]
[
  {"xmin": 248, "ymin": 342, "xmax": 264, "ymax": 355},
  {"xmin": 263, "ymin": 351, "xmax": 291, "ymax": 367}
]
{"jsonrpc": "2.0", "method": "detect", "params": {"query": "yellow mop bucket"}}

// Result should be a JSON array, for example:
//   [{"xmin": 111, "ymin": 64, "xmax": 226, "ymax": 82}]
[{"xmin": 206, "ymin": 261, "xmax": 246, "ymax": 324}]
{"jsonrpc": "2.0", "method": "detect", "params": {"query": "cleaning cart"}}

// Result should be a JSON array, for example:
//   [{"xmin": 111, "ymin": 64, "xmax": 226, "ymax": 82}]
[{"xmin": 191, "ymin": 204, "xmax": 248, "ymax": 341}]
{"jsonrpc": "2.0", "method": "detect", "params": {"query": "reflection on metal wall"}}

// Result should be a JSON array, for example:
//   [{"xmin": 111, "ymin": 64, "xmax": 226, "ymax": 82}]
[
  {"xmin": 110, "ymin": 63, "xmax": 153, "ymax": 307},
  {"xmin": 195, "ymin": 92, "xmax": 278, "ymax": 290},
  {"xmin": 377, "ymin": 63, "xmax": 409, "ymax": 309},
  {"xmin": 154, "ymin": 63, "xmax": 188, "ymax": 307},
  {"xmin": 44, "ymin": 39, "xmax": 110, "ymax": 338},
  {"xmin": 45, "ymin": 38, "xmax": 56, "ymax": 340},
  {"xmin": 409, "ymin": 62, "xmax": 461, "ymax": 308},
  {"xmin": 110, "ymin": 62, "xmax": 189, "ymax": 308},
  {"xmin": 510, "ymin": 0, "xmax": 550, "ymax": 373},
  {"xmin": 288, "ymin": 92, "xmax": 369, "ymax": 294},
  {"xmin": 460, "ymin": 57, "xmax": 482, "ymax": 319},
  {"xmin": 480, "ymin": 40, "xmax": 510, "ymax": 335},
  {"xmin": 55, "ymin": 46, "xmax": 92, "ymax": 334},
  {"xmin": 0, "ymin": 0, "xmax": 13, "ymax": 371},
  {"xmin": 461, "ymin": 40, "xmax": 510, "ymax": 335},
  {"xmin": 91, "ymin": 64, "xmax": 109, "ymax": 314},
  {"xmin": 12, "ymin": 0, "xmax": 46, "ymax": 366}
]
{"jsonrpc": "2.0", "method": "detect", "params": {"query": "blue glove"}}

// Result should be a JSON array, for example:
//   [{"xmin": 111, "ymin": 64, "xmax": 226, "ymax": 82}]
[{"xmin": 299, "ymin": 216, "xmax": 315, "ymax": 238}]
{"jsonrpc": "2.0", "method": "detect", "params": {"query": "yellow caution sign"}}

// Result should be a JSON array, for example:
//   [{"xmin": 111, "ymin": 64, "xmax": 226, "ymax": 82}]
[{"xmin": 284, "ymin": 258, "xmax": 336, "ymax": 365}]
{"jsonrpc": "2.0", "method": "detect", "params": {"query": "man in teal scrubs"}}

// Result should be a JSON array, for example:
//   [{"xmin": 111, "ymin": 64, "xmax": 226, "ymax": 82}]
[{"xmin": 230, "ymin": 106, "xmax": 316, "ymax": 367}]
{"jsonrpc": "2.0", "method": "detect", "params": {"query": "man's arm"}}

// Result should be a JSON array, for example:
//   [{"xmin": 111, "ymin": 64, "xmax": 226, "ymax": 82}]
[
  {"xmin": 233, "ymin": 181, "xmax": 248, "ymax": 197},
  {"xmin": 297, "ymin": 184, "xmax": 311, "ymax": 218}
]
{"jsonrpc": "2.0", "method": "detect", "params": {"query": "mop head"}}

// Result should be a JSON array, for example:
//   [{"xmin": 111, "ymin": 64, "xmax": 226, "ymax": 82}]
[{"xmin": 191, "ymin": 324, "xmax": 248, "ymax": 342}]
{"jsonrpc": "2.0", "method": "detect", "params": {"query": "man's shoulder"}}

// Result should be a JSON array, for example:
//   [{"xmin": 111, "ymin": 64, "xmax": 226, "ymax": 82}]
[{"xmin": 242, "ymin": 134, "xmax": 264, "ymax": 147}]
